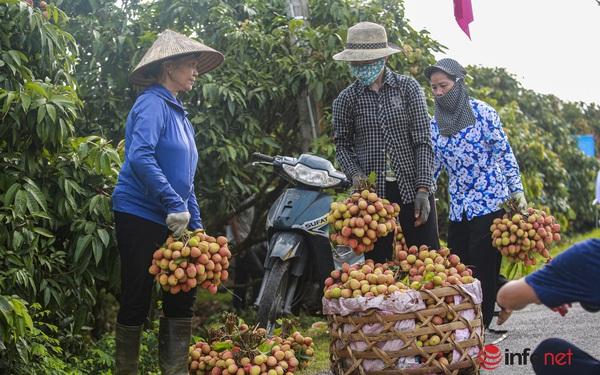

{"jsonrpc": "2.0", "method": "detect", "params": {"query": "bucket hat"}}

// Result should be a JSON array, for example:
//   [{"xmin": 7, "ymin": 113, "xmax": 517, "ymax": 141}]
[
  {"xmin": 333, "ymin": 22, "xmax": 401, "ymax": 62},
  {"xmin": 130, "ymin": 29, "xmax": 224, "ymax": 86}
]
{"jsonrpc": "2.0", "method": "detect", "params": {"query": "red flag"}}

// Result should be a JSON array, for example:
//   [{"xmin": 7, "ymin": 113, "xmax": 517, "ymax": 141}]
[{"xmin": 454, "ymin": 0, "xmax": 474, "ymax": 39}]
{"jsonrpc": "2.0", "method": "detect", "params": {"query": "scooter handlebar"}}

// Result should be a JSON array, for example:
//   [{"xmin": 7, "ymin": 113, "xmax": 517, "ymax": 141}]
[{"xmin": 252, "ymin": 152, "xmax": 275, "ymax": 163}]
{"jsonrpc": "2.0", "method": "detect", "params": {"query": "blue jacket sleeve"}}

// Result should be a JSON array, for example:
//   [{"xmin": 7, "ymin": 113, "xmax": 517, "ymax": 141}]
[
  {"xmin": 128, "ymin": 96, "xmax": 187, "ymax": 214},
  {"xmin": 483, "ymin": 106, "xmax": 524, "ymax": 194},
  {"xmin": 187, "ymin": 186, "xmax": 203, "ymax": 230},
  {"xmin": 430, "ymin": 121, "xmax": 444, "ymax": 182}
]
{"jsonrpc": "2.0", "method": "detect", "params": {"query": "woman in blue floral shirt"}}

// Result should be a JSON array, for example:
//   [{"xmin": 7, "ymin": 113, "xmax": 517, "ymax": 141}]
[{"xmin": 425, "ymin": 58, "xmax": 527, "ymax": 330}]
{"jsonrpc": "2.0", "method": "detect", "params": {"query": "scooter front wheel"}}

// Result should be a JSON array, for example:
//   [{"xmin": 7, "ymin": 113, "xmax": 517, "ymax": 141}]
[{"xmin": 257, "ymin": 259, "xmax": 290, "ymax": 333}]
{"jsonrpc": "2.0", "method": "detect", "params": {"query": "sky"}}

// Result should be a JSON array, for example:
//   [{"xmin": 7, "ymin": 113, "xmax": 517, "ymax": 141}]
[{"xmin": 403, "ymin": 0, "xmax": 600, "ymax": 105}]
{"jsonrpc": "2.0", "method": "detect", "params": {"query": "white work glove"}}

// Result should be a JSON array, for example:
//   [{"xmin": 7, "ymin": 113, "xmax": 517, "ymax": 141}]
[
  {"xmin": 166, "ymin": 211, "xmax": 190, "ymax": 238},
  {"xmin": 511, "ymin": 191, "xmax": 528, "ymax": 214}
]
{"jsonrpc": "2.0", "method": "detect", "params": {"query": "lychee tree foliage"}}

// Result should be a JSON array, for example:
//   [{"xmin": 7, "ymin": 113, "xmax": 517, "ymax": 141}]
[
  {"xmin": 55, "ymin": 0, "xmax": 443, "ymax": 251},
  {"xmin": 466, "ymin": 66, "xmax": 600, "ymax": 232},
  {"xmin": 0, "ymin": 0, "xmax": 120, "ymax": 370}
]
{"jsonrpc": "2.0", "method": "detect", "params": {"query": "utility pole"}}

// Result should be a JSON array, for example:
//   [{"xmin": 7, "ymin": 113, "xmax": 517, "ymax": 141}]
[{"xmin": 287, "ymin": 0, "xmax": 317, "ymax": 153}]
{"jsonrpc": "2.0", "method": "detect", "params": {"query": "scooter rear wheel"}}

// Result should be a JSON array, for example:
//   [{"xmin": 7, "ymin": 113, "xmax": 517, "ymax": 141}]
[{"xmin": 257, "ymin": 259, "xmax": 290, "ymax": 333}]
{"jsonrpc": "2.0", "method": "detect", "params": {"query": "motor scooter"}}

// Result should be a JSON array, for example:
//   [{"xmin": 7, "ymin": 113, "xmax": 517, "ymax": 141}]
[{"xmin": 251, "ymin": 152, "xmax": 350, "ymax": 331}]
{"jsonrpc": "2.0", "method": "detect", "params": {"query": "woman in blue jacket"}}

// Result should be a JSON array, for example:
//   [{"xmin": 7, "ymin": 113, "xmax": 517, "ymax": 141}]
[
  {"xmin": 425, "ymin": 58, "xmax": 527, "ymax": 332},
  {"xmin": 112, "ymin": 30, "xmax": 223, "ymax": 374}
]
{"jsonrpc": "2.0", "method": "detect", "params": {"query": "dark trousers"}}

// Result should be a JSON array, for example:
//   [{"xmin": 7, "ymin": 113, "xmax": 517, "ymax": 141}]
[
  {"xmin": 367, "ymin": 181, "xmax": 440, "ymax": 264},
  {"xmin": 531, "ymin": 338, "xmax": 600, "ymax": 374},
  {"xmin": 115, "ymin": 211, "xmax": 197, "ymax": 326},
  {"xmin": 447, "ymin": 209, "xmax": 504, "ymax": 328}
]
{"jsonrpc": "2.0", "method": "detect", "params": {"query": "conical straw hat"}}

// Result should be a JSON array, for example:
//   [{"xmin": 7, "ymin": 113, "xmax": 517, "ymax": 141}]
[
  {"xmin": 333, "ymin": 22, "xmax": 401, "ymax": 62},
  {"xmin": 130, "ymin": 29, "xmax": 224, "ymax": 86}
]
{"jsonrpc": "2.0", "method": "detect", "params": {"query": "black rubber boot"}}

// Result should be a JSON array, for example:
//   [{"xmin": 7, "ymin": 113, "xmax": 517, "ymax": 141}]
[
  {"xmin": 115, "ymin": 323, "xmax": 143, "ymax": 375},
  {"xmin": 158, "ymin": 317, "xmax": 192, "ymax": 375}
]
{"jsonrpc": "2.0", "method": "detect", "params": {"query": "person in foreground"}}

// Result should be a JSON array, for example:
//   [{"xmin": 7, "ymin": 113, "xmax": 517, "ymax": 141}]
[
  {"xmin": 496, "ymin": 239, "xmax": 600, "ymax": 374},
  {"xmin": 111, "ymin": 29, "xmax": 223, "ymax": 374}
]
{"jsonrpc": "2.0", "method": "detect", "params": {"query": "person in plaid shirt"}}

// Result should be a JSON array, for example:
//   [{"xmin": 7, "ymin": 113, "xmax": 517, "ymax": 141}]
[{"xmin": 332, "ymin": 22, "xmax": 440, "ymax": 263}]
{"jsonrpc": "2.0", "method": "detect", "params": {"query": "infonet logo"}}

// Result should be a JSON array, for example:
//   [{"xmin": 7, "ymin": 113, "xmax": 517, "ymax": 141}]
[{"xmin": 478, "ymin": 343, "xmax": 574, "ymax": 370}]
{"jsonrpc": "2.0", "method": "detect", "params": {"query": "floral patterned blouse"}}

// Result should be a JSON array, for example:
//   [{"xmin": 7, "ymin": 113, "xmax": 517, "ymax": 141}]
[{"xmin": 431, "ymin": 99, "xmax": 523, "ymax": 222}]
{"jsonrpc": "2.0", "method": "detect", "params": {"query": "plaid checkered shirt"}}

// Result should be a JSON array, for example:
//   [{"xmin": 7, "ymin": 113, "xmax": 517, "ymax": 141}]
[{"xmin": 332, "ymin": 69, "xmax": 435, "ymax": 203}]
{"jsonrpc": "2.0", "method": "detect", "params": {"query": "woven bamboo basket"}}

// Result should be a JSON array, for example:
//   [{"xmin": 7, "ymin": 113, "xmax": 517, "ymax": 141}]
[{"xmin": 328, "ymin": 285, "xmax": 483, "ymax": 375}]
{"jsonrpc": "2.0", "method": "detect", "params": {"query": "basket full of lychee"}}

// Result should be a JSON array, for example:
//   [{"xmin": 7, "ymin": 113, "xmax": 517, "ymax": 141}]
[{"xmin": 323, "ymin": 247, "xmax": 483, "ymax": 375}]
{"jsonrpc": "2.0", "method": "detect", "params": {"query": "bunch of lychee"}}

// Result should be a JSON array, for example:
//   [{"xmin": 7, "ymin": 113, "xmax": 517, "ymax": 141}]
[
  {"xmin": 148, "ymin": 230, "xmax": 231, "ymax": 295},
  {"xmin": 490, "ymin": 208, "xmax": 561, "ymax": 266},
  {"xmin": 394, "ymin": 227, "xmax": 409, "ymax": 260},
  {"xmin": 327, "ymin": 190, "xmax": 400, "ymax": 254},
  {"xmin": 270, "ymin": 332, "xmax": 315, "ymax": 369},
  {"xmin": 188, "ymin": 331, "xmax": 314, "ymax": 375},
  {"xmin": 397, "ymin": 245, "xmax": 474, "ymax": 290}
]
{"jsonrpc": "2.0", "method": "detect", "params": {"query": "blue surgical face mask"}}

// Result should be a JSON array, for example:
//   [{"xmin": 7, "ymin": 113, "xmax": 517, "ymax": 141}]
[{"xmin": 349, "ymin": 58, "xmax": 385, "ymax": 86}]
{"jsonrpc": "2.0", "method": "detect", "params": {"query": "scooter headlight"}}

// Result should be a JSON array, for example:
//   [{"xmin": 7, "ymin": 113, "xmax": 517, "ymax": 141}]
[{"xmin": 282, "ymin": 163, "xmax": 342, "ymax": 187}]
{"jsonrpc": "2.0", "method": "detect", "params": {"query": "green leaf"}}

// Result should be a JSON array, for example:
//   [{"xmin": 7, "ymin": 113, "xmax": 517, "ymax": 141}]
[
  {"xmin": 0, "ymin": 296, "xmax": 13, "ymax": 326},
  {"xmin": 14, "ymin": 190, "xmax": 27, "ymax": 216},
  {"xmin": 258, "ymin": 340, "xmax": 275, "ymax": 354},
  {"xmin": 4, "ymin": 183, "xmax": 21, "ymax": 205},
  {"xmin": 74, "ymin": 234, "xmax": 93, "ymax": 262},
  {"xmin": 7, "ymin": 50, "xmax": 24, "ymax": 66},
  {"xmin": 25, "ymin": 82, "xmax": 48, "ymax": 98},
  {"xmin": 37, "ymin": 105, "xmax": 46, "ymax": 125},
  {"xmin": 367, "ymin": 171, "xmax": 377, "ymax": 185},
  {"xmin": 46, "ymin": 103, "xmax": 56, "ymax": 122},
  {"xmin": 21, "ymin": 93, "xmax": 31, "ymax": 112},
  {"xmin": 33, "ymin": 227, "xmax": 54, "ymax": 238},
  {"xmin": 2, "ymin": 91, "xmax": 16, "ymax": 113},
  {"xmin": 97, "ymin": 228, "xmax": 110, "ymax": 247},
  {"xmin": 13, "ymin": 231, "xmax": 24, "ymax": 250},
  {"xmin": 92, "ymin": 238, "xmax": 102, "ymax": 265},
  {"xmin": 23, "ymin": 180, "xmax": 47, "ymax": 212},
  {"xmin": 212, "ymin": 341, "xmax": 234, "ymax": 352},
  {"xmin": 43, "ymin": 288, "xmax": 51, "ymax": 306}
]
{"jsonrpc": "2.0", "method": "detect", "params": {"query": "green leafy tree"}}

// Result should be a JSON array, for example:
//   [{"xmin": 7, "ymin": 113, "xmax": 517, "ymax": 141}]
[{"xmin": 0, "ymin": 1, "xmax": 121, "ymax": 368}]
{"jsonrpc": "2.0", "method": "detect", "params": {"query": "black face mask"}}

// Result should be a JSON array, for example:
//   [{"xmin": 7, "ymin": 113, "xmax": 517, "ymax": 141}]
[{"xmin": 433, "ymin": 79, "xmax": 476, "ymax": 137}]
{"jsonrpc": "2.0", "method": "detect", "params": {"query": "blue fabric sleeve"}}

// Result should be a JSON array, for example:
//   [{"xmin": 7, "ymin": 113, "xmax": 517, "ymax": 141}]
[
  {"xmin": 128, "ymin": 96, "xmax": 187, "ymax": 214},
  {"xmin": 187, "ymin": 186, "xmax": 203, "ymax": 230},
  {"xmin": 483, "ymin": 107, "xmax": 523, "ymax": 194},
  {"xmin": 525, "ymin": 239, "xmax": 600, "ymax": 309},
  {"xmin": 430, "ymin": 121, "xmax": 444, "ymax": 182}
]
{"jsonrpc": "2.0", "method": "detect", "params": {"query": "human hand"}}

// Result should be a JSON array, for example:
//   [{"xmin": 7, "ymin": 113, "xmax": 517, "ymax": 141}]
[
  {"xmin": 414, "ymin": 190, "xmax": 430, "ymax": 227},
  {"xmin": 352, "ymin": 173, "xmax": 368, "ymax": 191},
  {"xmin": 496, "ymin": 306, "xmax": 513, "ymax": 326},
  {"xmin": 166, "ymin": 211, "xmax": 191, "ymax": 238},
  {"xmin": 551, "ymin": 303, "xmax": 571, "ymax": 317},
  {"xmin": 511, "ymin": 191, "xmax": 528, "ymax": 214}
]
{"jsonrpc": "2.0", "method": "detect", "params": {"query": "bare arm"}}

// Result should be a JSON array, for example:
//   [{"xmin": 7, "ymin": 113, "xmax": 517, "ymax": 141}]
[{"xmin": 496, "ymin": 279, "xmax": 541, "ymax": 311}]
